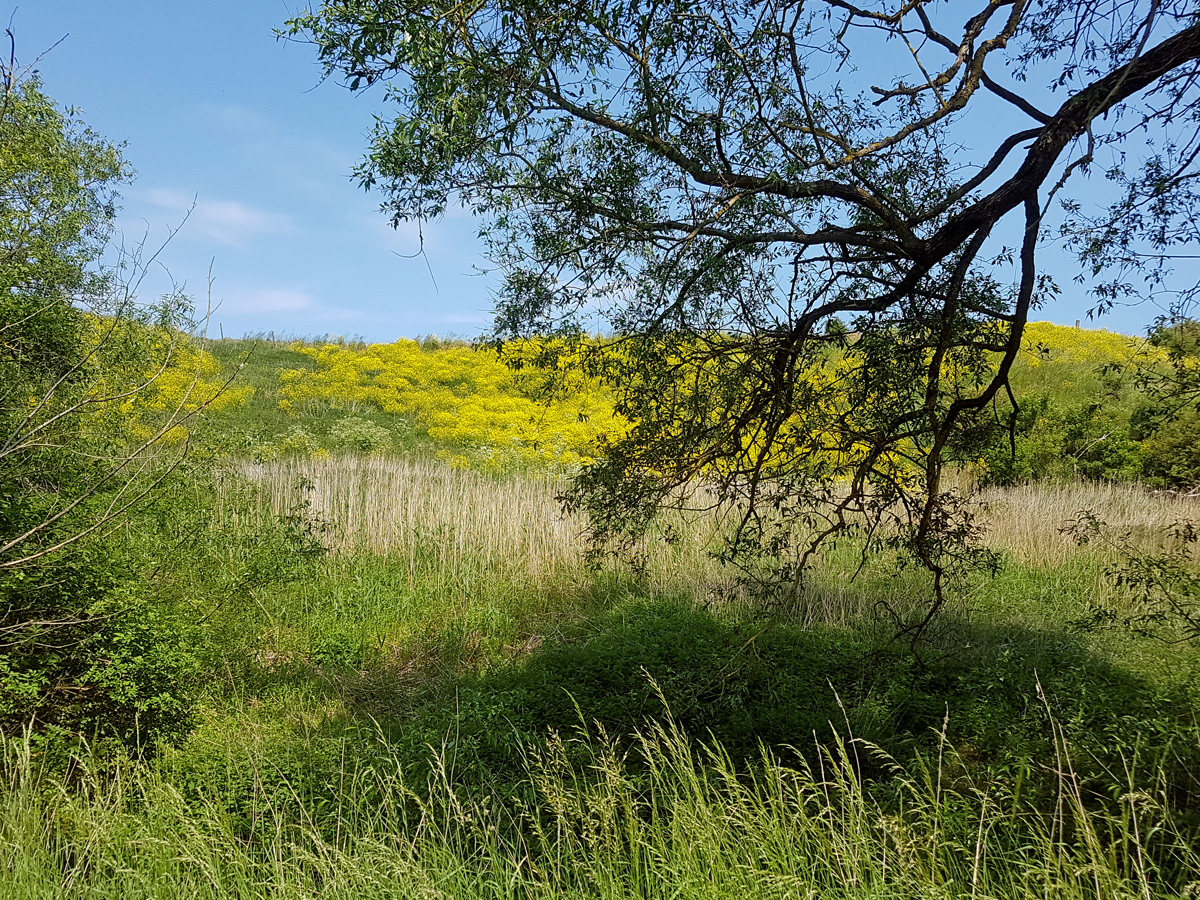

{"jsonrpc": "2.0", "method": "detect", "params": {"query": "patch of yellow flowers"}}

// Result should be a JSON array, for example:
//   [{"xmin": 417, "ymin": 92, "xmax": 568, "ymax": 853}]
[
  {"xmin": 272, "ymin": 323, "xmax": 1146, "ymax": 472},
  {"xmin": 124, "ymin": 343, "xmax": 254, "ymax": 444},
  {"xmin": 279, "ymin": 339, "xmax": 626, "ymax": 471},
  {"xmin": 80, "ymin": 318, "xmax": 255, "ymax": 446},
  {"xmin": 1020, "ymin": 321, "xmax": 1153, "ymax": 366}
]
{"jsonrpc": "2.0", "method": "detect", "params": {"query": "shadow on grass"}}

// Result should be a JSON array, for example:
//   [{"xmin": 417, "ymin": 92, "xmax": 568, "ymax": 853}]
[
  {"xmin": 284, "ymin": 597, "xmax": 1190, "ymax": 789},
  {"xmin": 192, "ymin": 591, "xmax": 1200, "ymax": 823}
]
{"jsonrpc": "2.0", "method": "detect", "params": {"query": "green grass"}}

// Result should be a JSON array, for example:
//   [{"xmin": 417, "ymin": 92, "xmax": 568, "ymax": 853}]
[
  {"xmin": 138, "ymin": 451, "xmax": 1200, "ymax": 792},
  {"xmin": 5, "ymin": 706, "xmax": 1199, "ymax": 899},
  {"xmin": 201, "ymin": 337, "xmax": 432, "ymax": 459},
  {"xmin": 6, "ymin": 336, "xmax": 1200, "ymax": 898}
]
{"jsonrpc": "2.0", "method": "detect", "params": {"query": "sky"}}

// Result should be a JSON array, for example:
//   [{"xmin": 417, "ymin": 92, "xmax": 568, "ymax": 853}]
[
  {"xmin": 15, "ymin": 2, "xmax": 1172, "ymax": 342},
  {"xmin": 18, "ymin": 0, "xmax": 494, "ymax": 342}
]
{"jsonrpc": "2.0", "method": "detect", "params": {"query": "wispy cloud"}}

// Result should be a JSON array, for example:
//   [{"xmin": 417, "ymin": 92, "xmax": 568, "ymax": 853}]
[
  {"xmin": 195, "ymin": 102, "xmax": 360, "ymax": 191},
  {"xmin": 142, "ymin": 188, "xmax": 291, "ymax": 246},
  {"xmin": 220, "ymin": 288, "xmax": 315, "ymax": 314}
]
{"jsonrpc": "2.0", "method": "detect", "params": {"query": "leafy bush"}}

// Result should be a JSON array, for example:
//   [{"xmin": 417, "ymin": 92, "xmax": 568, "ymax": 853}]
[
  {"xmin": 244, "ymin": 425, "xmax": 323, "ymax": 461},
  {"xmin": 279, "ymin": 424, "xmax": 323, "ymax": 456},
  {"xmin": 978, "ymin": 393, "xmax": 1143, "ymax": 485},
  {"xmin": 0, "ymin": 77, "xmax": 247, "ymax": 757},
  {"xmin": 1127, "ymin": 319, "xmax": 1200, "ymax": 490},
  {"xmin": 328, "ymin": 415, "xmax": 393, "ymax": 453},
  {"xmin": 0, "ymin": 554, "xmax": 200, "ymax": 754},
  {"xmin": 1133, "ymin": 404, "xmax": 1200, "ymax": 489}
]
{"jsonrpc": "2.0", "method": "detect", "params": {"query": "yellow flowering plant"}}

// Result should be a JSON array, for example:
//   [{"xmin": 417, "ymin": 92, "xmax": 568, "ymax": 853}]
[{"xmin": 279, "ymin": 338, "xmax": 627, "ymax": 471}]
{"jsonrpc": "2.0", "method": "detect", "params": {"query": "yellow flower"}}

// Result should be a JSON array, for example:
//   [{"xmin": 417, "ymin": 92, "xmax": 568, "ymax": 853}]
[{"xmin": 279, "ymin": 337, "xmax": 628, "ymax": 469}]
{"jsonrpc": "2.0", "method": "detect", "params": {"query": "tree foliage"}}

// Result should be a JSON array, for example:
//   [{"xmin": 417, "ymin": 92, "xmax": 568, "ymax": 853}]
[
  {"xmin": 286, "ymin": 0, "xmax": 1200, "ymax": 627},
  {"xmin": 1129, "ymin": 317, "xmax": 1200, "ymax": 489},
  {"xmin": 0, "ymin": 74, "xmax": 123, "ymax": 391},
  {"xmin": 0, "ymin": 60, "xmax": 213, "ymax": 750}
]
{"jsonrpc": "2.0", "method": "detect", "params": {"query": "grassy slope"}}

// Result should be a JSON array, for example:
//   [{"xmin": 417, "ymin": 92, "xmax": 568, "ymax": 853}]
[
  {"xmin": 204, "ymin": 322, "xmax": 1158, "ymax": 475},
  {"xmin": 184, "ymin": 327, "xmax": 1200, "ymax": 838},
  {"xmin": 5, "ymin": 325, "xmax": 1200, "ymax": 898}
]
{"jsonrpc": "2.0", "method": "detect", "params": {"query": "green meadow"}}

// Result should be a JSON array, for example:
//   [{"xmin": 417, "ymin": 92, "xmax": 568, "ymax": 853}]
[{"xmin": 5, "ymin": 325, "xmax": 1200, "ymax": 899}]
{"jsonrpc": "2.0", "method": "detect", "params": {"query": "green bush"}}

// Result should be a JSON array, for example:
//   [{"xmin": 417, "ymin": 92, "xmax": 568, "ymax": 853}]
[
  {"xmin": 1132, "ymin": 402, "xmax": 1200, "ymax": 490},
  {"xmin": 0, "ymin": 556, "xmax": 200, "ymax": 754},
  {"xmin": 278, "ymin": 424, "xmax": 322, "ymax": 455},
  {"xmin": 1123, "ymin": 318, "xmax": 1200, "ymax": 490},
  {"xmin": 979, "ymin": 393, "xmax": 1142, "ymax": 485},
  {"xmin": 328, "ymin": 415, "xmax": 393, "ymax": 453}
]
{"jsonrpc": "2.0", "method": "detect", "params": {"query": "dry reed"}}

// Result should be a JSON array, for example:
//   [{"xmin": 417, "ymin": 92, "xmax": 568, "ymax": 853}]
[
  {"xmin": 225, "ymin": 455, "xmax": 729, "ymax": 598},
  {"xmin": 978, "ymin": 479, "xmax": 1200, "ymax": 568},
  {"xmin": 223, "ymin": 455, "xmax": 1200, "ymax": 623}
]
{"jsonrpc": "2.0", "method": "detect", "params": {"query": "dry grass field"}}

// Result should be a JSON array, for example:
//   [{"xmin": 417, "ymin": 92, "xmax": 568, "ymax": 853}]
[
  {"xmin": 977, "ymin": 480, "xmax": 1200, "ymax": 567},
  {"xmin": 222, "ymin": 454, "xmax": 1200, "ymax": 635}
]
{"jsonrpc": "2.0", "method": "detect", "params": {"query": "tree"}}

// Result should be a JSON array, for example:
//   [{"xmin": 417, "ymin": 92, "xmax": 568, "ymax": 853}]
[
  {"xmin": 285, "ymin": 1, "xmax": 1200, "ymax": 631},
  {"xmin": 0, "ymin": 65, "xmax": 197, "ymax": 574},
  {"xmin": 0, "ymin": 48, "xmax": 217, "ymax": 750}
]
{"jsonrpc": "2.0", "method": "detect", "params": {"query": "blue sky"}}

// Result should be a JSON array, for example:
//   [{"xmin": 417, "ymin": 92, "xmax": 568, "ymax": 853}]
[
  {"xmin": 16, "ymin": 2, "xmax": 1168, "ymax": 341},
  {"xmin": 19, "ymin": 1, "xmax": 493, "ymax": 342}
]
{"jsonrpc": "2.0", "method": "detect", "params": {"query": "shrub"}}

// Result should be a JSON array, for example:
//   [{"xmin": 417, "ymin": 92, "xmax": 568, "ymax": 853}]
[
  {"xmin": 978, "ymin": 393, "xmax": 1143, "ymax": 485},
  {"xmin": 0, "ymin": 556, "xmax": 200, "ymax": 755},
  {"xmin": 1134, "ymin": 404, "xmax": 1200, "ymax": 489},
  {"xmin": 328, "ymin": 416, "xmax": 393, "ymax": 453},
  {"xmin": 1129, "ymin": 319, "xmax": 1200, "ymax": 490}
]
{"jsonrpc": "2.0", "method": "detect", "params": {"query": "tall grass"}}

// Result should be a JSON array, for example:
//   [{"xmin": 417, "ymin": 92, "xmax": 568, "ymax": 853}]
[
  {"xmin": 223, "ymin": 454, "xmax": 731, "ymax": 601},
  {"xmin": 222, "ymin": 455, "xmax": 1200, "ymax": 630},
  {"xmin": 4, "ymin": 710, "xmax": 1197, "ymax": 900},
  {"xmin": 238, "ymin": 456, "xmax": 1199, "ymax": 565},
  {"xmin": 219, "ymin": 455, "xmax": 963, "ymax": 628},
  {"xmin": 978, "ymin": 480, "xmax": 1200, "ymax": 569},
  {"xmin": 7, "ymin": 458, "xmax": 1200, "ymax": 898}
]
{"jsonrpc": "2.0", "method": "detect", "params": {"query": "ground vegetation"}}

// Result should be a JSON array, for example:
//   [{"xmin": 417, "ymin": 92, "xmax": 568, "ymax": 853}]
[
  {"xmin": 5, "ymin": 12, "xmax": 1200, "ymax": 895},
  {"xmin": 284, "ymin": 0, "xmax": 1200, "ymax": 628},
  {"xmin": 3, "ymin": 328, "xmax": 1200, "ymax": 896}
]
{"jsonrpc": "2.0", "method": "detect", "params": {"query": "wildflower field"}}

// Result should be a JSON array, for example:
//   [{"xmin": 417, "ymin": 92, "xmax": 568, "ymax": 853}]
[
  {"xmin": 203, "ymin": 321, "xmax": 1174, "ymax": 486},
  {"xmin": 6, "ymin": 320, "xmax": 1200, "ymax": 899},
  {"xmin": 275, "ymin": 337, "xmax": 625, "ymax": 470}
]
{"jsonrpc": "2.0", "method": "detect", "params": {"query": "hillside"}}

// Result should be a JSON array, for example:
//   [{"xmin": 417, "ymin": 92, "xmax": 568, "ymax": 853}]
[
  {"xmin": 199, "ymin": 321, "xmax": 1186, "ymax": 487},
  {"xmin": 6, "ymin": 320, "xmax": 1200, "ymax": 898}
]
